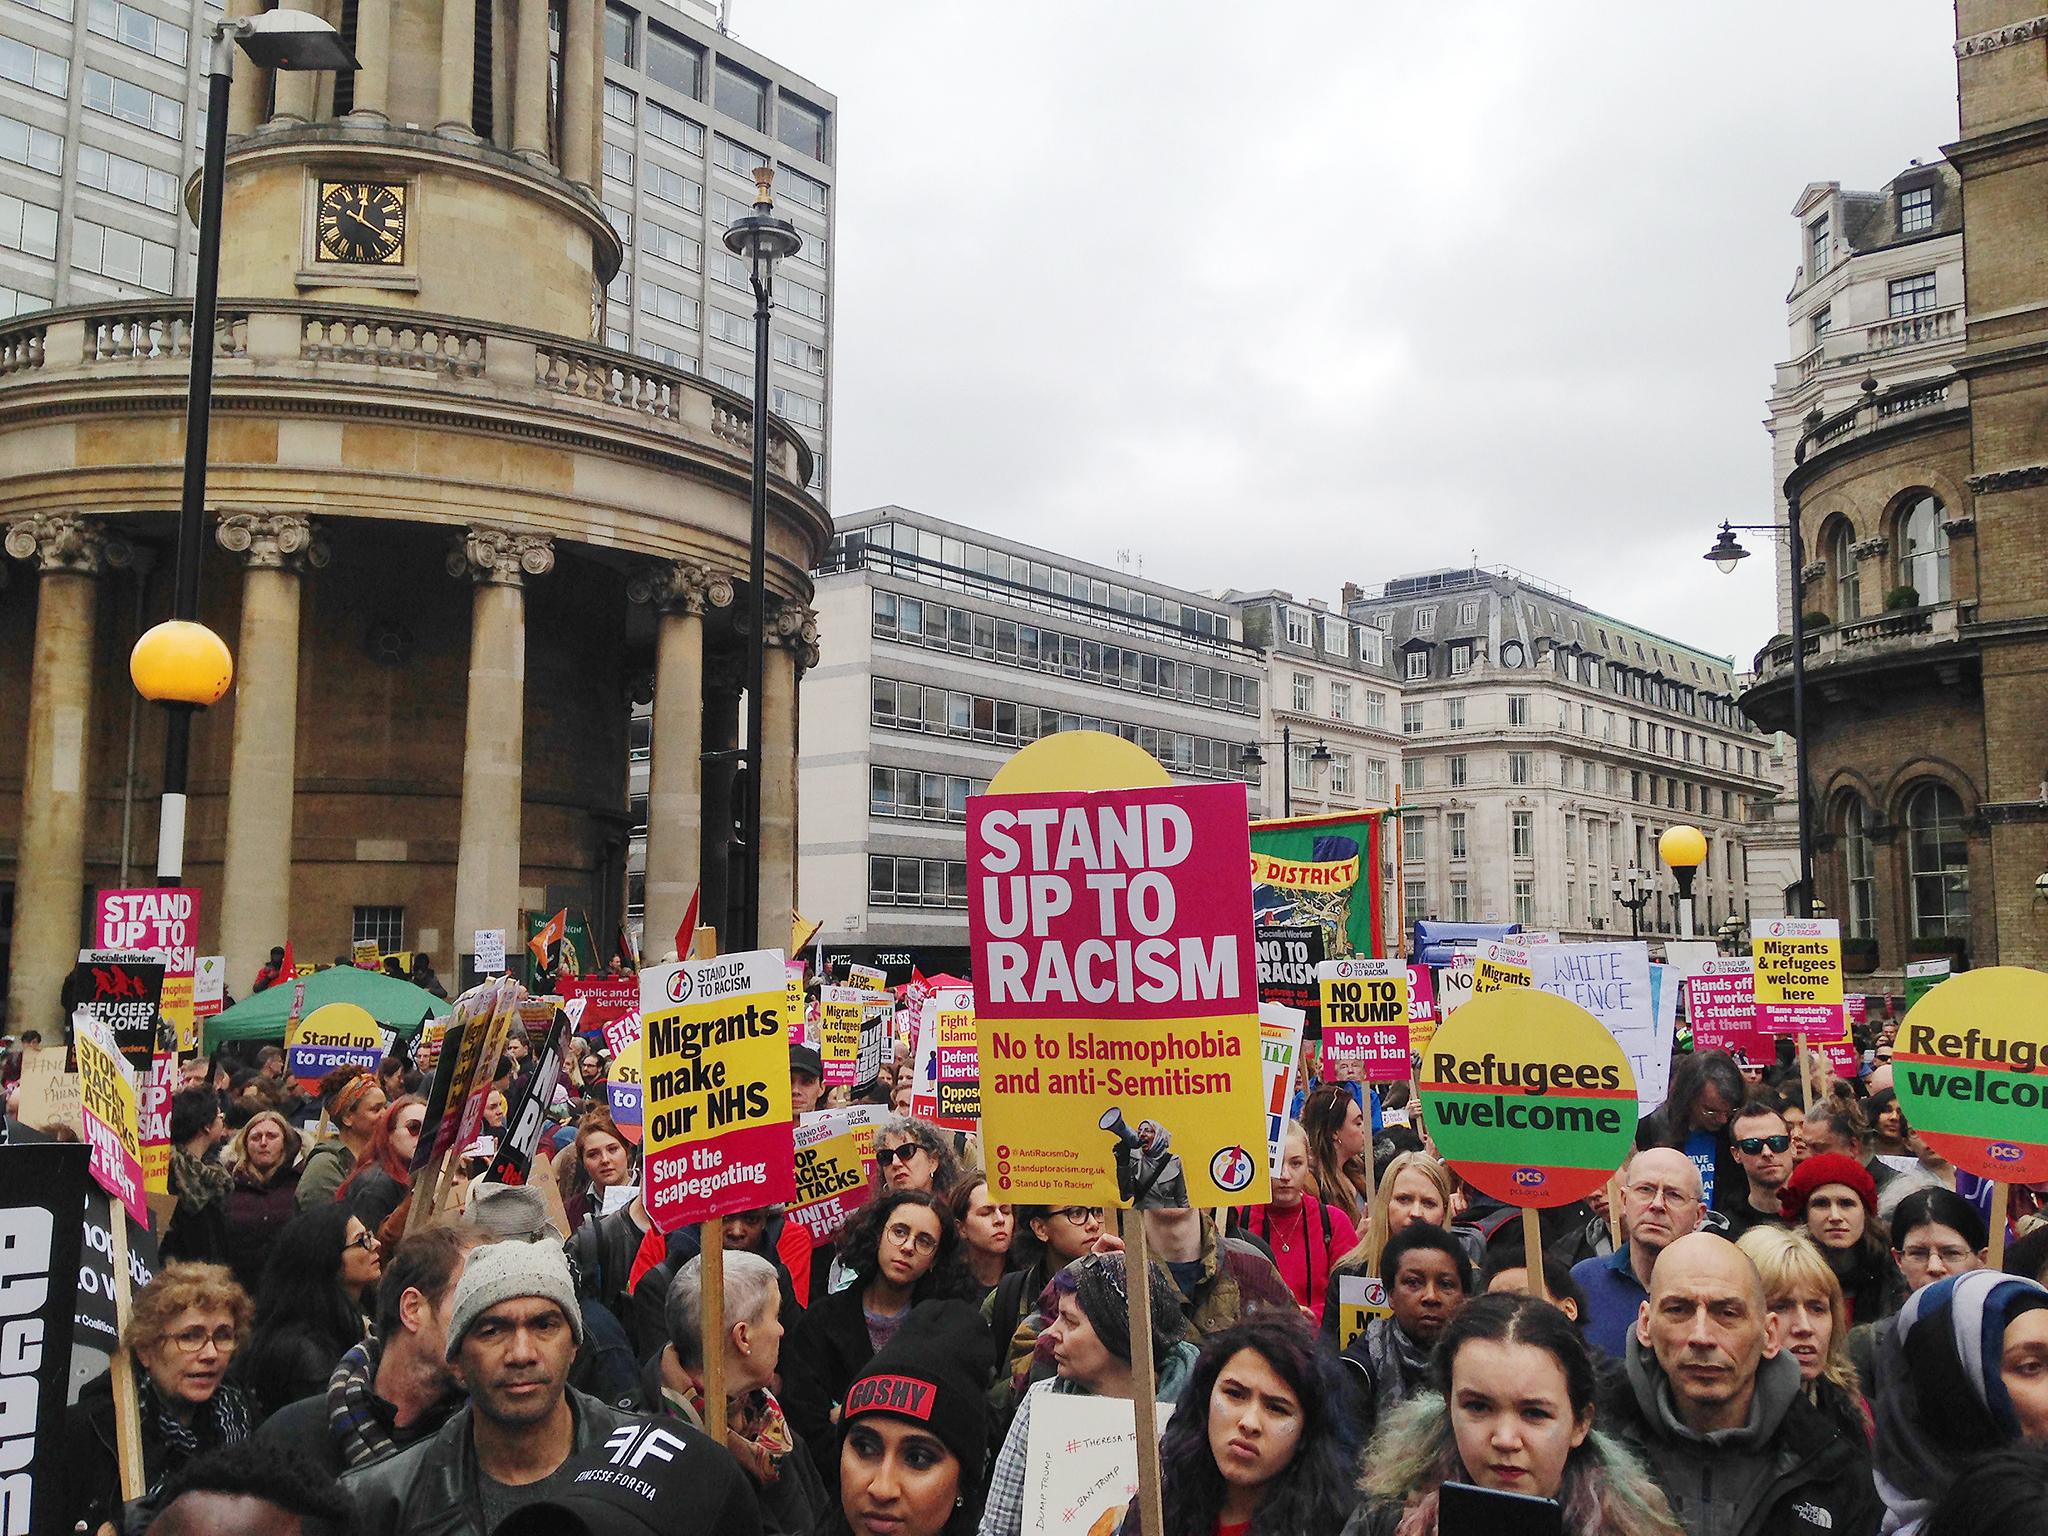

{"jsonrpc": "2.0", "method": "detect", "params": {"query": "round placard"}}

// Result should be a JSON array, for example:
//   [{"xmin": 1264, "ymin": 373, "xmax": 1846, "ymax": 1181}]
[
  {"xmin": 1417, "ymin": 989, "xmax": 1638, "ymax": 1207},
  {"xmin": 1893, "ymin": 967, "xmax": 2048, "ymax": 1182}
]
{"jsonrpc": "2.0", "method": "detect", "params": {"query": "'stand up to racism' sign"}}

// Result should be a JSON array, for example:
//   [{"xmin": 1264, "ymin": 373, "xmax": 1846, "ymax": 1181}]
[{"xmin": 968, "ymin": 777, "xmax": 1267, "ymax": 1208}]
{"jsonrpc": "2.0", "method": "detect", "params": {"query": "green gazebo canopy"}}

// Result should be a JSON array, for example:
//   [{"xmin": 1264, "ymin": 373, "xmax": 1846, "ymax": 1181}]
[{"xmin": 203, "ymin": 966, "xmax": 452, "ymax": 1051}]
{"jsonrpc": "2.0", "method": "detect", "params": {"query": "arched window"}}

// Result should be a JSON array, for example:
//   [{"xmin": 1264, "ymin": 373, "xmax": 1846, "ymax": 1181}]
[
  {"xmin": 1897, "ymin": 494, "xmax": 1950, "ymax": 604},
  {"xmin": 1906, "ymin": 783, "xmax": 1969, "ymax": 938},
  {"xmin": 1500, "ymin": 641, "xmax": 1524, "ymax": 667},
  {"xmin": 1830, "ymin": 522, "xmax": 1861, "ymax": 622},
  {"xmin": 1843, "ymin": 798, "xmax": 1876, "ymax": 940}
]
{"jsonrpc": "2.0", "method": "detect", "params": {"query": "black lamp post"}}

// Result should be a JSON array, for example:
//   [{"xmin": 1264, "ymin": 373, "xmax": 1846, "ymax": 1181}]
[
  {"xmin": 1238, "ymin": 725, "xmax": 1331, "ymax": 818},
  {"xmin": 721, "ymin": 166, "xmax": 800, "ymax": 952},
  {"xmin": 130, "ymin": 10, "xmax": 355, "ymax": 885},
  {"xmin": 1611, "ymin": 865, "xmax": 1652, "ymax": 940}
]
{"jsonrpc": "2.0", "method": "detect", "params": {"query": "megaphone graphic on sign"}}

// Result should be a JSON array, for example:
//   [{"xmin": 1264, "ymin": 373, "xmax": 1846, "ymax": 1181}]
[{"xmin": 1100, "ymin": 1107, "xmax": 1146, "ymax": 1204}]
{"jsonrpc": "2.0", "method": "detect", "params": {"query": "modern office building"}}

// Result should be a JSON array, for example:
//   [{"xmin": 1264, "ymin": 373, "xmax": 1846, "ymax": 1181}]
[
  {"xmin": 1348, "ymin": 566, "xmax": 1776, "ymax": 942},
  {"xmin": 1228, "ymin": 587, "xmax": 1405, "ymax": 954},
  {"xmin": 0, "ymin": 0, "xmax": 830, "ymax": 499},
  {"xmin": 1740, "ymin": 1, "xmax": 2048, "ymax": 985},
  {"xmin": 0, "ymin": 0, "xmax": 827, "ymax": 1025},
  {"xmin": 797, "ymin": 507, "xmax": 1267, "ymax": 981}
]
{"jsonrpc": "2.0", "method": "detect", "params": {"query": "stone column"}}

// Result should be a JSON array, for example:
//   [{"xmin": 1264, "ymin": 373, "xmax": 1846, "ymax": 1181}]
[
  {"xmin": 437, "ymin": 0, "xmax": 479, "ymax": 134},
  {"xmin": 627, "ymin": 561, "xmax": 733, "ymax": 959},
  {"xmin": 224, "ymin": 0, "xmax": 268, "ymax": 133},
  {"xmin": 559, "ymin": 0, "xmax": 595, "ymax": 187},
  {"xmin": 269, "ymin": 0, "xmax": 322, "ymax": 122},
  {"xmin": 214, "ymin": 513, "xmax": 322, "ymax": 999},
  {"xmin": 350, "ymin": 0, "xmax": 392, "ymax": 118},
  {"xmin": 4, "ymin": 515, "xmax": 129, "ymax": 1035},
  {"xmin": 512, "ymin": 0, "xmax": 548, "ymax": 158},
  {"xmin": 756, "ymin": 600, "xmax": 817, "ymax": 953},
  {"xmin": 448, "ymin": 527, "xmax": 552, "ymax": 974}
]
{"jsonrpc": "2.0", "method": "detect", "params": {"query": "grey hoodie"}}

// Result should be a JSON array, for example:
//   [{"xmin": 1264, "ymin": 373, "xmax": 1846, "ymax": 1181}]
[{"xmin": 1622, "ymin": 1336, "xmax": 1804, "ymax": 1536}]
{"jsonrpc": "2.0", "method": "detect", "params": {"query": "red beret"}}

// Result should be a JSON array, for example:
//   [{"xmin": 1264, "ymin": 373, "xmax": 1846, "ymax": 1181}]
[{"xmin": 1779, "ymin": 1151, "xmax": 1878, "ymax": 1224}]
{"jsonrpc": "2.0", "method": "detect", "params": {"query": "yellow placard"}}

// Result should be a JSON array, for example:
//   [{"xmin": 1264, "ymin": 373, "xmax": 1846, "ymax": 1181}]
[
  {"xmin": 1474, "ymin": 942, "xmax": 1532, "ymax": 994},
  {"xmin": 76, "ymin": 1015, "xmax": 145, "ymax": 1223},
  {"xmin": 1334, "ymin": 1272, "xmax": 1390, "ymax": 1349}
]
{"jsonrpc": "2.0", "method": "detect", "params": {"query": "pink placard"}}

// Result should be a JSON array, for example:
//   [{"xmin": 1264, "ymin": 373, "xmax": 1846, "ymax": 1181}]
[
  {"xmin": 1686, "ymin": 963, "xmax": 1769, "ymax": 1068},
  {"xmin": 94, "ymin": 887, "xmax": 199, "ymax": 974},
  {"xmin": 967, "ymin": 783, "xmax": 1255, "ymax": 1021}
]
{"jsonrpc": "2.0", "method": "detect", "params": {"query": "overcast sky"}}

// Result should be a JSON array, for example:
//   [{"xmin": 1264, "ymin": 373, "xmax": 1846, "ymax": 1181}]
[{"xmin": 731, "ymin": 3, "xmax": 1960, "ymax": 664}]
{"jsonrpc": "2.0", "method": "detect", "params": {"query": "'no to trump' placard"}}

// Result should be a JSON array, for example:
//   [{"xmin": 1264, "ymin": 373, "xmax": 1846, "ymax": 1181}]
[
  {"xmin": 640, "ymin": 948, "xmax": 794, "ymax": 1232},
  {"xmin": 968, "ymin": 765, "xmax": 1267, "ymax": 1208},
  {"xmin": 1753, "ymin": 918, "xmax": 1844, "ymax": 1035},
  {"xmin": 1318, "ymin": 959, "xmax": 1411, "ymax": 1082}
]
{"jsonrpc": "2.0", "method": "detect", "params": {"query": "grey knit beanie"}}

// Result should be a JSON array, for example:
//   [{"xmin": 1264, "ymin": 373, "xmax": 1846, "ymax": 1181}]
[
  {"xmin": 1060, "ymin": 1251, "xmax": 1184, "ymax": 1367},
  {"xmin": 444, "ymin": 1239, "xmax": 584, "ymax": 1360}
]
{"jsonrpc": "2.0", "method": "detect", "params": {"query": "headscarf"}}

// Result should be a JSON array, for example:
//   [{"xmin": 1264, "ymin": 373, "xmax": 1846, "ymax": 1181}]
[{"xmin": 1874, "ymin": 1269, "xmax": 2048, "ymax": 1534}]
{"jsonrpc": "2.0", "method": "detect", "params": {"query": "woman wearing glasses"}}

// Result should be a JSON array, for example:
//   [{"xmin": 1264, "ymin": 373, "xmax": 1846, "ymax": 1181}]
[
  {"xmin": 784, "ymin": 1188, "xmax": 985, "ymax": 1491},
  {"xmin": 874, "ymin": 1116, "xmax": 962, "ymax": 1197},
  {"xmin": 234, "ymin": 1204, "xmax": 382, "ymax": 1417},
  {"xmin": 1848, "ymin": 1186, "xmax": 1988, "ymax": 1398},
  {"xmin": 62, "ymin": 1261, "xmax": 256, "ymax": 1534}
]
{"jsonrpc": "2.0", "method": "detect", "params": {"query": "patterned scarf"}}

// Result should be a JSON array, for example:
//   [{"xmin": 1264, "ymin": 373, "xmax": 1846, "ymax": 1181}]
[
  {"xmin": 662, "ymin": 1379, "xmax": 797, "ymax": 1483},
  {"xmin": 136, "ymin": 1365, "xmax": 254, "ymax": 1492},
  {"xmin": 325, "ymin": 1338, "xmax": 398, "ymax": 1469},
  {"xmin": 1360, "ymin": 1314, "xmax": 1432, "ymax": 1420},
  {"xmin": 172, "ymin": 1146, "xmax": 233, "ymax": 1213}
]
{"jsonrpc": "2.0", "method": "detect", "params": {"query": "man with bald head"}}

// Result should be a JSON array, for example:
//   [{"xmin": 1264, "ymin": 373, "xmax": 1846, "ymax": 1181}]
[
  {"xmin": 1570, "ymin": 1147, "xmax": 1705, "ymax": 1357},
  {"xmin": 1600, "ymin": 1233, "xmax": 1880, "ymax": 1536}
]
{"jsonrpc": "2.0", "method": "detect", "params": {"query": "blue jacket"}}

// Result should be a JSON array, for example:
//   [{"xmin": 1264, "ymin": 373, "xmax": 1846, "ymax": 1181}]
[{"xmin": 1571, "ymin": 1244, "xmax": 1649, "ymax": 1359}]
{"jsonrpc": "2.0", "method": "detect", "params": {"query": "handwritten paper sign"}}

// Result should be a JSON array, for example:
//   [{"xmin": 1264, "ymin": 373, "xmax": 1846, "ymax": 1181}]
[{"xmin": 1022, "ymin": 1393, "xmax": 1175, "ymax": 1536}]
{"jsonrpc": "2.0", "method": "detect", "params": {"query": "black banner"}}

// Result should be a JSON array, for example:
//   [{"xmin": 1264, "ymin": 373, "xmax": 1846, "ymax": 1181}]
[
  {"xmin": 72, "ymin": 953, "xmax": 166, "ymax": 1072},
  {"xmin": 407, "ymin": 1018, "xmax": 467, "ymax": 1177},
  {"xmin": 76, "ymin": 1184, "xmax": 157, "ymax": 1355},
  {"xmin": 484, "ymin": 1011, "xmax": 569, "ymax": 1186},
  {"xmin": 0, "ymin": 1144, "xmax": 88, "ymax": 1536},
  {"xmin": 1256, "ymin": 924, "xmax": 1325, "ymax": 1029}
]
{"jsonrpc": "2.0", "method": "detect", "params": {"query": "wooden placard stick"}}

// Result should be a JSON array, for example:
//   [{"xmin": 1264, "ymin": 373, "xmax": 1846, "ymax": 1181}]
[
  {"xmin": 107, "ymin": 1212, "xmax": 147, "ymax": 1503},
  {"xmin": 1797, "ymin": 1033, "xmax": 1816, "ymax": 1118},
  {"xmin": 1123, "ymin": 1209, "xmax": 1164, "ymax": 1536},
  {"xmin": 1605, "ymin": 1172, "xmax": 1623, "ymax": 1250},
  {"xmin": 700, "ymin": 1220, "xmax": 728, "ymax": 1441},
  {"xmin": 1522, "ymin": 1205, "xmax": 1549, "ymax": 1303},
  {"xmin": 1991, "ymin": 1182, "xmax": 2012, "ymax": 1270}
]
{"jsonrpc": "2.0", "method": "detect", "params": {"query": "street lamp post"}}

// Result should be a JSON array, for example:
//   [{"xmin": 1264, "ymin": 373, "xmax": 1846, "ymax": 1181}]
[
  {"xmin": 1238, "ymin": 726, "xmax": 1331, "ymax": 818},
  {"xmin": 721, "ymin": 166, "xmax": 800, "ymax": 952},
  {"xmin": 1659, "ymin": 824, "xmax": 1708, "ymax": 941},
  {"xmin": 1705, "ymin": 388, "xmax": 1880, "ymax": 921},
  {"xmin": 130, "ymin": 10, "xmax": 355, "ymax": 885},
  {"xmin": 1611, "ymin": 865, "xmax": 1651, "ymax": 940}
]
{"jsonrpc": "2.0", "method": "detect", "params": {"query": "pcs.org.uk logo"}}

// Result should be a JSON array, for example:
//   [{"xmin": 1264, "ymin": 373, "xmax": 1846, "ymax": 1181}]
[
  {"xmin": 1512, "ymin": 1168, "xmax": 1548, "ymax": 1191},
  {"xmin": 1990, "ymin": 1143, "xmax": 2025, "ymax": 1165}
]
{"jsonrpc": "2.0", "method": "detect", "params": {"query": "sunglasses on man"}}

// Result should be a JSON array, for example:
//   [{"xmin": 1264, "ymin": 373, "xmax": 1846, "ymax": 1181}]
[{"xmin": 1734, "ymin": 1134, "xmax": 1792, "ymax": 1155}]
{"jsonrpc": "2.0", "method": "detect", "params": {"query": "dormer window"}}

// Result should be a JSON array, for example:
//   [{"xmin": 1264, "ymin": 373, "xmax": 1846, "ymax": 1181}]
[
  {"xmin": 1809, "ymin": 214, "xmax": 1830, "ymax": 278},
  {"xmin": 1900, "ymin": 184, "xmax": 1933, "ymax": 235}
]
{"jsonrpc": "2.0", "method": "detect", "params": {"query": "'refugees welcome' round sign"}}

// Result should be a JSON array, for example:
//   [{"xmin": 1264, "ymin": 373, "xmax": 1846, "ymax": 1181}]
[
  {"xmin": 1894, "ymin": 967, "xmax": 2048, "ymax": 1182},
  {"xmin": 1418, "ymin": 989, "xmax": 1638, "ymax": 1207}
]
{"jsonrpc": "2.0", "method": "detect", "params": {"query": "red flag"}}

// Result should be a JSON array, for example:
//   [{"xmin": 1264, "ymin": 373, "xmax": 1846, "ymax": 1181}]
[
  {"xmin": 672, "ymin": 886, "xmax": 701, "ymax": 962},
  {"xmin": 615, "ymin": 923, "xmax": 640, "ymax": 971},
  {"xmin": 528, "ymin": 908, "xmax": 568, "ymax": 968},
  {"xmin": 278, "ymin": 940, "xmax": 294, "ymax": 983}
]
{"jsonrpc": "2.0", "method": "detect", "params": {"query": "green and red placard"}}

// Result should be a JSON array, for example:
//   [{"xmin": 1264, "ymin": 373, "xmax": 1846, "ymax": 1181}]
[
  {"xmin": 1894, "ymin": 968, "xmax": 2048, "ymax": 1182},
  {"xmin": 1418, "ymin": 989, "xmax": 1638, "ymax": 1207}
]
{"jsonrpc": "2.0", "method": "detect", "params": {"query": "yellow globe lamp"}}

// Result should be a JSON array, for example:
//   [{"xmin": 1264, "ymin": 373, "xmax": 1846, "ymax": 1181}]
[
  {"xmin": 1659, "ymin": 824, "xmax": 1708, "ymax": 923},
  {"xmin": 130, "ymin": 619, "xmax": 234, "ymax": 707}
]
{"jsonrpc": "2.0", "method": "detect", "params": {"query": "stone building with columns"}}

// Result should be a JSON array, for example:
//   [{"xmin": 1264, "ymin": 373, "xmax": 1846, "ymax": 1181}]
[{"xmin": 0, "ymin": 0, "xmax": 824, "ymax": 1029}]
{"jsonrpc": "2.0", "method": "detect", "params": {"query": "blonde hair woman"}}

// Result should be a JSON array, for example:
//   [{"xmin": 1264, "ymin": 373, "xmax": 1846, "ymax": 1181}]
[
  {"xmin": 1319, "ymin": 1152, "xmax": 1456, "ymax": 1347},
  {"xmin": 1736, "ymin": 1225, "xmax": 1870, "ymax": 1444},
  {"xmin": 219, "ymin": 1109, "xmax": 305, "ymax": 1296}
]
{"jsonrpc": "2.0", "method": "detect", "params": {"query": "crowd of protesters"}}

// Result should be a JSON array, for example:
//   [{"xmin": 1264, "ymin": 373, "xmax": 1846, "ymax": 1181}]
[{"xmin": 13, "ymin": 964, "xmax": 2048, "ymax": 1536}]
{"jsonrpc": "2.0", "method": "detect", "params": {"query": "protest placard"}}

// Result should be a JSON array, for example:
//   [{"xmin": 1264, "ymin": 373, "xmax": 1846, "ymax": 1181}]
[
  {"xmin": 1686, "ymin": 959, "xmax": 1766, "ymax": 1067},
  {"xmin": 1433, "ymin": 962, "xmax": 1475, "ymax": 1028},
  {"xmin": 606, "ymin": 1012, "xmax": 644, "ymax": 1143},
  {"xmin": 969, "ymin": 775, "xmax": 1267, "ymax": 1208},
  {"xmin": 1904, "ymin": 957, "xmax": 1951, "ymax": 1013},
  {"xmin": 1022, "ymin": 1393, "xmax": 1174, "ymax": 1536},
  {"xmin": 484, "ymin": 1009, "xmax": 570, "ymax": 1184},
  {"xmin": 1420, "ymin": 989, "xmax": 1639, "ymax": 1211},
  {"xmin": 1473, "ymin": 941, "xmax": 1533, "ymax": 994},
  {"xmin": 1753, "ymin": 918, "xmax": 1844, "ymax": 1035},
  {"xmin": 847, "ymin": 962, "xmax": 889, "ymax": 994},
  {"xmin": 1406, "ymin": 964, "xmax": 1438, "ymax": 1059},
  {"xmin": 1333, "ymin": 1271, "xmax": 1391, "ymax": 1350},
  {"xmin": 475, "ymin": 929, "xmax": 507, "ymax": 974},
  {"xmin": 74, "ymin": 951, "xmax": 165, "ymax": 1071},
  {"xmin": 640, "ymin": 948, "xmax": 794, "ymax": 1233},
  {"xmin": 74, "ymin": 1180, "xmax": 156, "ymax": 1355},
  {"xmin": 1895, "ymin": 968, "xmax": 2048, "ymax": 1182},
  {"xmin": 1258, "ymin": 1002, "xmax": 1305, "ymax": 1178},
  {"xmin": 907, "ymin": 986, "xmax": 978, "ymax": 1129},
  {"xmin": 0, "ymin": 1142, "xmax": 87, "ymax": 1536},
  {"xmin": 859, "ymin": 998, "xmax": 890, "ymax": 1084},
  {"xmin": 554, "ymin": 973, "xmax": 639, "ymax": 1030},
  {"xmin": 76, "ymin": 1013, "xmax": 146, "ymax": 1226},
  {"xmin": 1318, "ymin": 959, "xmax": 1411, "ymax": 1082},
  {"xmin": 285, "ymin": 1001, "xmax": 386, "ymax": 1090},
  {"xmin": 96, "ymin": 888, "xmax": 199, "ymax": 1050},
  {"xmin": 1255, "ymin": 924, "xmax": 1323, "ymax": 1027},
  {"xmin": 140, "ymin": 1049, "xmax": 175, "ymax": 1193},
  {"xmin": 1249, "ymin": 809, "xmax": 1386, "ymax": 960},
  {"xmin": 16, "ymin": 1045, "xmax": 81, "ymax": 1135},
  {"xmin": 191, "ymin": 955, "xmax": 225, "ymax": 1026},
  {"xmin": 1523, "ymin": 942, "xmax": 1663, "ymax": 1109},
  {"xmin": 787, "ymin": 1104, "xmax": 889, "ymax": 1243},
  {"xmin": 818, "ymin": 985, "xmax": 864, "ymax": 1089}
]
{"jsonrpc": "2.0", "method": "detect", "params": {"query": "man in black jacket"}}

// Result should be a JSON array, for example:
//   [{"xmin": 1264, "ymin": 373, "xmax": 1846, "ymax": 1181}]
[
  {"xmin": 1601, "ymin": 1232, "xmax": 1881, "ymax": 1536},
  {"xmin": 341, "ymin": 1241, "xmax": 706, "ymax": 1536}
]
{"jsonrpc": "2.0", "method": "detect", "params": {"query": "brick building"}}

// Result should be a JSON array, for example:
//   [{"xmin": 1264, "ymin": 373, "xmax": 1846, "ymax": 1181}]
[{"xmin": 1740, "ymin": 1, "xmax": 2048, "ymax": 990}]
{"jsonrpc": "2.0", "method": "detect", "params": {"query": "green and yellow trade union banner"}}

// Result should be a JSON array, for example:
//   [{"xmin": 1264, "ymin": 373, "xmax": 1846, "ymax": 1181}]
[{"xmin": 1249, "ymin": 810, "xmax": 1385, "ymax": 960}]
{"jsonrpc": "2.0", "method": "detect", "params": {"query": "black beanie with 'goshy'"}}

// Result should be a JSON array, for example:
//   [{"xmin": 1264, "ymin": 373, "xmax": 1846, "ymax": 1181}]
[{"xmin": 840, "ymin": 1298, "xmax": 991, "ymax": 1487}]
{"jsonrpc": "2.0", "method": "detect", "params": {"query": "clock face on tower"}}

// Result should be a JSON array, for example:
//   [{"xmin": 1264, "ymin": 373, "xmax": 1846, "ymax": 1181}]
[{"xmin": 315, "ymin": 180, "xmax": 407, "ymax": 265}]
